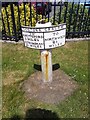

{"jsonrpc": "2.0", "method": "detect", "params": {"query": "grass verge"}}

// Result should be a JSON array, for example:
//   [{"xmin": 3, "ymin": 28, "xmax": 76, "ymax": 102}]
[{"xmin": 2, "ymin": 41, "xmax": 89, "ymax": 118}]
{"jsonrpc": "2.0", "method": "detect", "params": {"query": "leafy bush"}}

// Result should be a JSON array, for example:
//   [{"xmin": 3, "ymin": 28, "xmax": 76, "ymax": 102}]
[
  {"xmin": 1, "ymin": 2, "xmax": 90, "ymax": 38},
  {"xmin": 55, "ymin": 2, "xmax": 89, "ymax": 32},
  {"xmin": 1, "ymin": 3, "xmax": 47, "ymax": 36}
]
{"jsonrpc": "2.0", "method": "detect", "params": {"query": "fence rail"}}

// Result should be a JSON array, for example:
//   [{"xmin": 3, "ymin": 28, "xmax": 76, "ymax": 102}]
[{"xmin": 1, "ymin": 1, "xmax": 90, "ymax": 42}]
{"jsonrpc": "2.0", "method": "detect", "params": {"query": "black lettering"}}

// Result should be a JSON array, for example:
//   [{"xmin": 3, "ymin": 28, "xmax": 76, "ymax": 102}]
[
  {"xmin": 30, "ymin": 44, "xmax": 32, "ymax": 47},
  {"xmin": 49, "ymin": 38, "xmax": 51, "ymax": 40},
  {"xmin": 39, "ymin": 29, "xmax": 41, "ymax": 32},
  {"xmin": 61, "ymin": 25, "xmax": 63, "ymax": 28},
  {"xmin": 48, "ymin": 27, "xmax": 50, "ymax": 30},
  {"xmin": 38, "ymin": 36, "xmax": 40, "ymax": 38},
  {"xmin": 56, "ymin": 32, "xmax": 59, "ymax": 35},
  {"xmin": 40, "ymin": 36, "xmax": 43, "ymax": 38},
  {"xmin": 49, "ymin": 45, "xmax": 52, "ymax": 47},
  {"xmin": 53, "ymin": 41, "xmax": 55, "ymax": 44},
  {"xmin": 52, "ymin": 27, "xmax": 54, "ymax": 30},
  {"xmin": 53, "ymin": 33, "xmax": 55, "ymax": 36}
]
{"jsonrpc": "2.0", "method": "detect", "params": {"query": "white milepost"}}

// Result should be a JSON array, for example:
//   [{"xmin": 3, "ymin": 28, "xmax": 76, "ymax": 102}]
[
  {"xmin": 22, "ymin": 20, "xmax": 66, "ymax": 83},
  {"xmin": 36, "ymin": 20, "xmax": 52, "ymax": 82}
]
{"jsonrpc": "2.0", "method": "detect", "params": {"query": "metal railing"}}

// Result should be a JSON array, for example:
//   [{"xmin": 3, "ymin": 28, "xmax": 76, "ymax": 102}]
[{"xmin": 1, "ymin": 1, "xmax": 90, "ymax": 42}]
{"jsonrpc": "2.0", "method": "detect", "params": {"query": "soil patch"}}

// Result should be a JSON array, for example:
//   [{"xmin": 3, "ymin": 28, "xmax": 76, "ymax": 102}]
[{"xmin": 22, "ymin": 69, "xmax": 78, "ymax": 104}]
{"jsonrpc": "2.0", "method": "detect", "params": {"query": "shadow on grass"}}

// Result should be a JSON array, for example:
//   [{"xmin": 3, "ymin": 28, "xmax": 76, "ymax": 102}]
[
  {"xmin": 34, "ymin": 63, "xmax": 60, "ymax": 71},
  {"xmin": 10, "ymin": 108, "xmax": 60, "ymax": 120}
]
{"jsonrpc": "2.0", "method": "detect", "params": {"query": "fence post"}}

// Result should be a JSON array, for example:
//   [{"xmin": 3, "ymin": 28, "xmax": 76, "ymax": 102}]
[
  {"xmin": 64, "ymin": 2, "xmax": 68, "ymax": 23},
  {"xmin": 24, "ymin": 2, "xmax": 26, "ymax": 26},
  {"xmin": 53, "ymin": 1, "xmax": 56, "ymax": 25}
]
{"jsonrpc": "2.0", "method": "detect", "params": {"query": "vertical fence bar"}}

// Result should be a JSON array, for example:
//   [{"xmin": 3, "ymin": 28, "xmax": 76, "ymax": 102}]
[
  {"xmin": 88, "ymin": 7, "xmax": 90, "ymax": 36},
  {"xmin": 68, "ymin": 1, "xmax": 74, "ymax": 37},
  {"xmin": 0, "ymin": 1, "xmax": 1, "ymax": 39},
  {"xmin": 53, "ymin": 0, "xmax": 56, "ymax": 25},
  {"xmin": 58, "ymin": 3, "xmax": 62, "ymax": 24},
  {"xmin": 5, "ymin": 5, "xmax": 11, "ymax": 40},
  {"xmin": 83, "ymin": 5, "xmax": 87, "ymax": 33},
  {"xmin": 0, "ymin": 2, "xmax": 2, "ymax": 40},
  {"xmin": 36, "ymin": 0, "xmax": 38, "ymax": 23},
  {"xmin": 0, "ymin": 1, "xmax": 2, "ymax": 118},
  {"xmin": 24, "ymin": 2, "xmax": 26, "ymax": 26},
  {"xmin": 77, "ymin": 4, "xmax": 82, "ymax": 37},
  {"xmin": 78, "ymin": 1, "xmax": 86, "ymax": 36},
  {"xmin": 10, "ymin": 3, "xmax": 18, "ymax": 42},
  {"xmin": 64, "ymin": 2, "xmax": 68, "ymax": 38},
  {"xmin": 83, "ymin": 16, "xmax": 86, "ymax": 37},
  {"xmin": 87, "ymin": 6, "xmax": 90, "ymax": 37},
  {"xmin": 47, "ymin": 0, "xmax": 50, "ymax": 22},
  {"xmin": 84, "ymin": 11, "xmax": 88, "ymax": 36},
  {"xmin": 82, "ymin": 9, "xmax": 86, "ymax": 37},
  {"xmin": 73, "ymin": 1, "xmax": 80, "ymax": 34},
  {"xmin": 42, "ymin": 2, "xmax": 44, "ymax": 19},
  {"xmin": 64, "ymin": 2, "xmax": 68, "ymax": 23},
  {"xmin": 82, "ymin": 3, "xmax": 89, "ymax": 37},
  {"xmin": 30, "ymin": 1, "xmax": 32, "ymax": 26},
  {"xmin": 17, "ymin": 4, "xmax": 21, "ymax": 39}
]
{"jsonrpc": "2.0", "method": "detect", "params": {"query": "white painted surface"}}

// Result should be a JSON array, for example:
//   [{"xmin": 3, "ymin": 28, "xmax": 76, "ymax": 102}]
[
  {"xmin": 44, "ymin": 28, "xmax": 66, "ymax": 49},
  {"xmin": 41, "ymin": 50, "xmax": 52, "ymax": 82},
  {"xmin": 37, "ymin": 20, "xmax": 52, "ymax": 82},
  {"xmin": 36, "ymin": 21, "xmax": 52, "ymax": 27},
  {"xmin": 23, "ymin": 32, "xmax": 44, "ymax": 49},
  {"xmin": 22, "ymin": 23, "xmax": 66, "ymax": 49}
]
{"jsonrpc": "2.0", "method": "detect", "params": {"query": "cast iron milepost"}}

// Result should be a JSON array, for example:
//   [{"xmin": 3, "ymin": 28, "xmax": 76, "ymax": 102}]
[{"xmin": 22, "ymin": 19, "xmax": 66, "ymax": 82}]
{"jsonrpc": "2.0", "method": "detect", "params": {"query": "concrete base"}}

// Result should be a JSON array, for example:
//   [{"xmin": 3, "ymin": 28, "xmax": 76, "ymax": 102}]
[{"xmin": 22, "ymin": 69, "xmax": 78, "ymax": 104}]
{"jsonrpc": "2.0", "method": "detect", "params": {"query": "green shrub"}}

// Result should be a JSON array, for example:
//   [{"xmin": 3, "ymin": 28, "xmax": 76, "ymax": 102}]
[
  {"xmin": 1, "ymin": 2, "xmax": 89, "ymax": 37},
  {"xmin": 56, "ymin": 2, "xmax": 89, "ymax": 32},
  {"xmin": 1, "ymin": 3, "xmax": 47, "ymax": 36}
]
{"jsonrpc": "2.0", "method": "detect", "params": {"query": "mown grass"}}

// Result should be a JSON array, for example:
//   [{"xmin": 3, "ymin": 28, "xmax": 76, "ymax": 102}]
[{"xmin": 2, "ymin": 41, "xmax": 89, "ymax": 119}]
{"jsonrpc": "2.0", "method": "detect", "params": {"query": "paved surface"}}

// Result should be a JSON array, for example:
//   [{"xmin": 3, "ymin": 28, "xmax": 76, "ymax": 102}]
[{"xmin": 22, "ymin": 69, "xmax": 78, "ymax": 104}]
